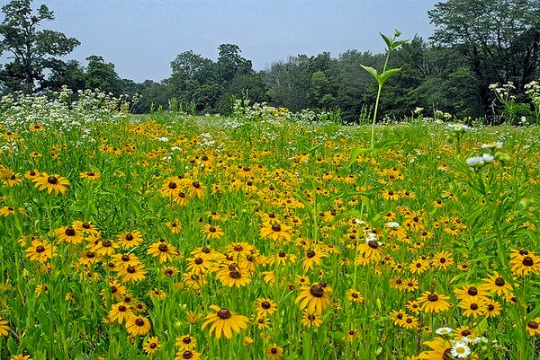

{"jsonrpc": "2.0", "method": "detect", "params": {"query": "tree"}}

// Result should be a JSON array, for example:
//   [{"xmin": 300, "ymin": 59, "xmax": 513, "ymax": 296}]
[
  {"xmin": 428, "ymin": 0, "xmax": 540, "ymax": 119},
  {"xmin": 84, "ymin": 55, "xmax": 121, "ymax": 94},
  {"xmin": 0, "ymin": 0, "xmax": 80, "ymax": 93}
]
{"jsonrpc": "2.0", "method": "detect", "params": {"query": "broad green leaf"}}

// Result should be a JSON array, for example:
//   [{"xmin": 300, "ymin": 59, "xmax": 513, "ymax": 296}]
[
  {"xmin": 380, "ymin": 33, "xmax": 393, "ymax": 49},
  {"xmin": 392, "ymin": 39, "xmax": 408, "ymax": 49},
  {"xmin": 346, "ymin": 147, "xmax": 370, "ymax": 168},
  {"xmin": 360, "ymin": 65, "xmax": 379, "ymax": 80},
  {"xmin": 378, "ymin": 68, "xmax": 401, "ymax": 85}
]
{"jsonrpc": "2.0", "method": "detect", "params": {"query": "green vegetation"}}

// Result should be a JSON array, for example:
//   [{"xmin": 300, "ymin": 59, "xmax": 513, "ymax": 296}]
[
  {"xmin": 1, "ymin": 91, "xmax": 540, "ymax": 359},
  {"xmin": 1, "ymin": 0, "xmax": 540, "ymax": 124}
]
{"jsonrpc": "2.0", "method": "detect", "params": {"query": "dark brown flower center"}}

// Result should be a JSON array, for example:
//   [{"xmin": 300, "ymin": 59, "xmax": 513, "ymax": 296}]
[
  {"xmin": 217, "ymin": 308, "xmax": 231, "ymax": 319},
  {"xmin": 261, "ymin": 301, "xmax": 271, "ymax": 309},
  {"xmin": 495, "ymin": 277, "xmax": 506, "ymax": 286},
  {"xmin": 519, "ymin": 249, "xmax": 529, "ymax": 255},
  {"xmin": 102, "ymin": 240, "xmax": 112, "ymax": 247},
  {"xmin": 461, "ymin": 329, "xmax": 471, "ymax": 336},
  {"xmin": 306, "ymin": 250, "xmax": 316, "ymax": 258},
  {"xmin": 192, "ymin": 181, "xmax": 200, "ymax": 189},
  {"xmin": 36, "ymin": 245, "xmax": 45, "ymax": 253},
  {"xmin": 470, "ymin": 303, "xmax": 479, "ymax": 310},
  {"xmin": 158, "ymin": 243, "xmax": 168, "ymax": 252},
  {"xmin": 367, "ymin": 240, "xmax": 379, "ymax": 249},
  {"xmin": 119, "ymin": 305, "xmax": 127, "ymax": 312},
  {"xmin": 427, "ymin": 293, "xmax": 439, "ymax": 302},
  {"xmin": 65, "ymin": 226, "xmax": 76, "ymax": 236},
  {"xmin": 310, "ymin": 284, "xmax": 324, "ymax": 298},
  {"xmin": 127, "ymin": 265, "xmax": 136, "ymax": 274},
  {"xmin": 271, "ymin": 348, "xmax": 278, "ymax": 354},
  {"xmin": 234, "ymin": 245, "xmax": 243, "ymax": 251},
  {"xmin": 135, "ymin": 318, "xmax": 145, "ymax": 326},
  {"xmin": 523, "ymin": 256, "xmax": 534, "ymax": 266},
  {"xmin": 125, "ymin": 234, "xmax": 134, "ymax": 241},
  {"xmin": 467, "ymin": 287, "xmax": 478, "ymax": 296},
  {"xmin": 182, "ymin": 350, "xmax": 193, "ymax": 359},
  {"xmin": 47, "ymin": 176, "xmax": 58, "ymax": 184},
  {"xmin": 194, "ymin": 257, "xmax": 203, "ymax": 265},
  {"xmin": 528, "ymin": 321, "xmax": 539, "ymax": 330},
  {"xmin": 87, "ymin": 251, "xmax": 95, "ymax": 258},
  {"xmin": 271, "ymin": 223, "xmax": 281, "ymax": 232},
  {"xmin": 278, "ymin": 251, "xmax": 286, "ymax": 258},
  {"xmin": 182, "ymin": 336, "xmax": 192, "ymax": 344},
  {"xmin": 229, "ymin": 269, "xmax": 241, "ymax": 279}
]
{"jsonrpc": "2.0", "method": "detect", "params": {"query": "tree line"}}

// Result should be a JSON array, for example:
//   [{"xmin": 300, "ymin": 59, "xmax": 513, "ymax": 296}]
[{"xmin": 1, "ymin": 0, "xmax": 539, "ymax": 124}]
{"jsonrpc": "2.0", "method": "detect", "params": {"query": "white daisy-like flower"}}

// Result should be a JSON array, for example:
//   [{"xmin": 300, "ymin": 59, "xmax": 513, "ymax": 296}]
[
  {"xmin": 465, "ymin": 156, "xmax": 485, "ymax": 168},
  {"xmin": 385, "ymin": 222, "xmax": 400, "ymax": 230},
  {"xmin": 435, "ymin": 327, "xmax": 453, "ymax": 335},
  {"xmin": 482, "ymin": 153, "xmax": 494, "ymax": 163},
  {"xmin": 450, "ymin": 341, "xmax": 471, "ymax": 358}
]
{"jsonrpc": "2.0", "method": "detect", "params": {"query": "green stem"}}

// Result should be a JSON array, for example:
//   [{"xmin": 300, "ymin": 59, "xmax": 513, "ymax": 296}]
[{"xmin": 370, "ymin": 84, "xmax": 383, "ymax": 150}]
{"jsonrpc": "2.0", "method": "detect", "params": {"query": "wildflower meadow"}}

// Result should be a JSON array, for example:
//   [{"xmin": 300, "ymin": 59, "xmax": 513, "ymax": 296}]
[{"xmin": 0, "ymin": 87, "xmax": 539, "ymax": 360}]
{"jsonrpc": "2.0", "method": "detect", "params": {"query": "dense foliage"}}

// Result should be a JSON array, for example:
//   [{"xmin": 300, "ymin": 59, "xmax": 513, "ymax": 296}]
[{"xmin": 1, "ymin": 0, "xmax": 540, "ymax": 123}]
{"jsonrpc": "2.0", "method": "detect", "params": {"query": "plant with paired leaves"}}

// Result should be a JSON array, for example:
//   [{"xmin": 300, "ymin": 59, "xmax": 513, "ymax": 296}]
[{"xmin": 361, "ymin": 30, "xmax": 407, "ymax": 149}]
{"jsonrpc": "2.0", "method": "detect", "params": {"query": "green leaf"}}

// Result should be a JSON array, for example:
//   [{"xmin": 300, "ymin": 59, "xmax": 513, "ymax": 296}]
[
  {"xmin": 377, "ymin": 68, "xmax": 401, "ymax": 85},
  {"xmin": 360, "ymin": 65, "xmax": 379, "ymax": 80},
  {"xmin": 346, "ymin": 147, "xmax": 370, "ymax": 168},
  {"xmin": 380, "ymin": 33, "xmax": 393, "ymax": 49},
  {"xmin": 392, "ymin": 39, "xmax": 408, "ymax": 49}
]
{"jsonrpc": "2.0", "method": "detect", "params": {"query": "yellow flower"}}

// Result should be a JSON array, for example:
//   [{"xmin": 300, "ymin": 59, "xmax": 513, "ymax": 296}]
[
  {"xmin": 267, "ymin": 343, "xmax": 284, "ymax": 359},
  {"xmin": 418, "ymin": 291, "xmax": 451, "ymax": 314},
  {"xmin": 201, "ymin": 305, "xmax": 249, "ymax": 339},
  {"xmin": 32, "ymin": 172, "xmax": 70, "ymax": 195},
  {"xmin": 125, "ymin": 315, "xmax": 151, "ymax": 336},
  {"xmin": 295, "ymin": 282, "xmax": 333, "ymax": 314},
  {"xmin": 143, "ymin": 336, "xmax": 161, "ymax": 354}
]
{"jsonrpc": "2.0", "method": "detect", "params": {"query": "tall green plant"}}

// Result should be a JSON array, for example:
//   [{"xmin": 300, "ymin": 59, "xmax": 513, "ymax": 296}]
[{"xmin": 362, "ymin": 30, "xmax": 407, "ymax": 149}]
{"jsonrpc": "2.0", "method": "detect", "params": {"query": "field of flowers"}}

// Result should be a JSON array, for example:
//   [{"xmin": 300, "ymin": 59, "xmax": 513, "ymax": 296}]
[{"xmin": 0, "ymin": 89, "xmax": 539, "ymax": 360}]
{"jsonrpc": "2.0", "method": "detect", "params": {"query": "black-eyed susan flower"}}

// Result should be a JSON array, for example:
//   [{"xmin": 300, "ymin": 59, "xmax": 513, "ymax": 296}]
[
  {"xmin": 254, "ymin": 298, "xmax": 277, "ymax": 316},
  {"xmin": 201, "ymin": 305, "xmax": 249, "ymax": 339},
  {"xmin": 119, "ymin": 263, "xmax": 147, "ymax": 283},
  {"xmin": 526, "ymin": 318, "xmax": 540, "ymax": 336},
  {"xmin": 459, "ymin": 297, "xmax": 486, "ymax": 318},
  {"xmin": 143, "ymin": 336, "xmax": 161, "ymax": 354},
  {"xmin": 417, "ymin": 337, "xmax": 452, "ymax": 359},
  {"xmin": 483, "ymin": 299, "xmax": 502, "ymax": 318},
  {"xmin": 117, "ymin": 230, "xmax": 143, "ymax": 249},
  {"xmin": 55, "ymin": 225, "xmax": 84, "ymax": 244},
  {"xmin": 295, "ymin": 282, "xmax": 333, "ymax": 314},
  {"xmin": 409, "ymin": 258, "xmax": 430, "ymax": 274},
  {"xmin": 301, "ymin": 247, "xmax": 328, "ymax": 271},
  {"xmin": 186, "ymin": 255, "xmax": 213, "ymax": 275},
  {"xmin": 479, "ymin": 272, "xmax": 513, "ymax": 296},
  {"xmin": 108, "ymin": 303, "xmax": 134, "ymax": 324},
  {"xmin": 346, "ymin": 289, "xmax": 364, "ymax": 303},
  {"xmin": 25, "ymin": 238, "xmax": 56, "ymax": 263},
  {"xmin": 260, "ymin": 222, "xmax": 292, "ymax": 241},
  {"xmin": 32, "ymin": 172, "xmax": 70, "ymax": 195},
  {"xmin": 176, "ymin": 334, "xmax": 197, "ymax": 351},
  {"xmin": 267, "ymin": 343, "xmax": 284, "ymax": 359},
  {"xmin": 125, "ymin": 315, "xmax": 151, "ymax": 336},
  {"xmin": 202, "ymin": 224, "xmax": 224, "ymax": 239},
  {"xmin": 510, "ymin": 249, "xmax": 540, "ymax": 277},
  {"xmin": 175, "ymin": 349, "xmax": 201, "ymax": 360},
  {"xmin": 166, "ymin": 219, "xmax": 182, "ymax": 234},
  {"xmin": 301, "ymin": 310, "xmax": 323, "ymax": 328},
  {"xmin": 418, "ymin": 291, "xmax": 451, "ymax": 314},
  {"xmin": 401, "ymin": 315, "xmax": 419, "ymax": 330},
  {"xmin": 80, "ymin": 171, "xmax": 101, "ymax": 181},
  {"xmin": 0, "ymin": 317, "xmax": 9, "ymax": 336},
  {"xmin": 453, "ymin": 284, "xmax": 488, "ymax": 301},
  {"xmin": 10, "ymin": 355, "xmax": 32, "ymax": 360},
  {"xmin": 216, "ymin": 263, "xmax": 252, "ymax": 288},
  {"xmin": 431, "ymin": 251, "xmax": 454, "ymax": 270},
  {"xmin": 147, "ymin": 239, "xmax": 178, "ymax": 263}
]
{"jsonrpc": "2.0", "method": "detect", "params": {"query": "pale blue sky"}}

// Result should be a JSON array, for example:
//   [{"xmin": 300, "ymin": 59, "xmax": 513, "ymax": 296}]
[{"xmin": 33, "ymin": 0, "xmax": 439, "ymax": 82}]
